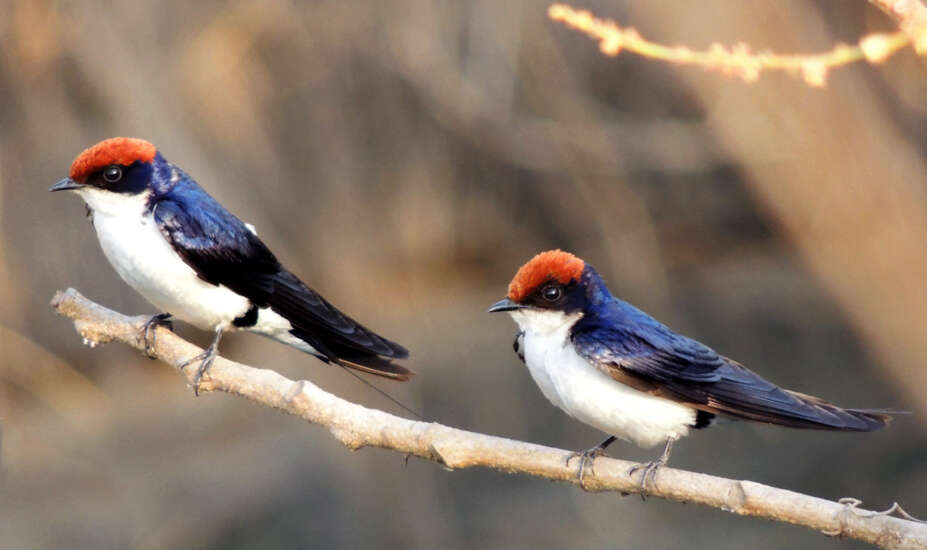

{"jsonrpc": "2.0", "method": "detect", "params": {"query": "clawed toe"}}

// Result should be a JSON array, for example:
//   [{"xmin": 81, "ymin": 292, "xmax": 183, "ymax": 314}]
[
  {"xmin": 139, "ymin": 313, "xmax": 173, "ymax": 357},
  {"xmin": 628, "ymin": 460, "xmax": 664, "ymax": 498},
  {"xmin": 179, "ymin": 326, "xmax": 225, "ymax": 397},
  {"xmin": 566, "ymin": 436, "xmax": 617, "ymax": 489},
  {"xmin": 178, "ymin": 351, "xmax": 204, "ymax": 372},
  {"xmin": 628, "ymin": 437, "xmax": 676, "ymax": 499},
  {"xmin": 566, "ymin": 447, "xmax": 606, "ymax": 487},
  {"xmin": 179, "ymin": 350, "xmax": 213, "ymax": 396},
  {"xmin": 191, "ymin": 354, "xmax": 215, "ymax": 396}
]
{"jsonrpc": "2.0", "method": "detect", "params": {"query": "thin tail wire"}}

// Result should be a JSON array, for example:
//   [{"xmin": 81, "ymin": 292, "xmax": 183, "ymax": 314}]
[{"xmin": 338, "ymin": 365, "xmax": 424, "ymax": 419}]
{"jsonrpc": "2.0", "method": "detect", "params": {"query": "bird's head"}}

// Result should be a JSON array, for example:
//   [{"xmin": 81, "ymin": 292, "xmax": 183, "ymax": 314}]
[
  {"xmin": 489, "ymin": 250, "xmax": 599, "ymax": 334},
  {"xmin": 51, "ymin": 138, "xmax": 165, "ymax": 215}
]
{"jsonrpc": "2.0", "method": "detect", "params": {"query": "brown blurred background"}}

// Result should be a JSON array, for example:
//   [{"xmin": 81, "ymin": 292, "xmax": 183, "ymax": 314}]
[{"xmin": 1, "ymin": 1, "xmax": 926, "ymax": 548}]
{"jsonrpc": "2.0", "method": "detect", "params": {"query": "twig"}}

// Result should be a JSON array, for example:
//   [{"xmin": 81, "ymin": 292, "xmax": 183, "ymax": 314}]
[
  {"xmin": 548, "ymin": 3, "xmax": 913, "ymax": 87},
  {"xmin": 868, "ymin": 0, "xmax": 927, "ymax": 52},
  {"xmin": 837, "ymin": 498, "xmax": 927, "ymax": 524},
  {"xmin": 51, "ymin": 288, "xmax": 927, "ymax": 550}
]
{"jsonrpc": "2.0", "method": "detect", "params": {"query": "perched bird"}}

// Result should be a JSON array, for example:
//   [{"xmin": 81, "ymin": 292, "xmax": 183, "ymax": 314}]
[
  {"xmin": 489, "ymin": 250, "xmax": 894, "ymax": 491},
  {"xmin": 52, "ymin": 137, "xmax": 412, "ymax": 393}
]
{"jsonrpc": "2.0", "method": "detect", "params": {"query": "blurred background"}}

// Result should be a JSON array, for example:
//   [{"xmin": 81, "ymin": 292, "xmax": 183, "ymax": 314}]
[{"xmin": 1, "ymin": 0, "xmax": 926, "ymax": 548}]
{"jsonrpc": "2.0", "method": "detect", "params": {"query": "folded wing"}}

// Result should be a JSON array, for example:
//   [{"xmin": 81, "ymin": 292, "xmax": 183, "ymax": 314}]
[
  {"xmin": 572, "ymin": 317, "xmax": 890, "ymax": 431},
  {"xmin": 152, "ymin": 184, "xmax": 411, "ymax": 380}
]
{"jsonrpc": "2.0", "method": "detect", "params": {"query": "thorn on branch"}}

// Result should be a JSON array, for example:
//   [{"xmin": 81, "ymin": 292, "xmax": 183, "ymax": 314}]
[
  {"xmin": 823, "ymin": 498, "xmax": 927, "ymax": 538},
  {"xmin": 839, "ymin": 498, "xmax": 927, "ymax": 523}
]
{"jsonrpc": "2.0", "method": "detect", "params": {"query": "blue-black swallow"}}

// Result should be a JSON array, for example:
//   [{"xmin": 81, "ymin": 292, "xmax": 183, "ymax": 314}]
[
  {"xmin": 52, "ymin": 138, "xmax": 412, "ymax": 393},
  {"xmin": 490, "ymin": 250, "xmax": 896, "ymax": 490}
]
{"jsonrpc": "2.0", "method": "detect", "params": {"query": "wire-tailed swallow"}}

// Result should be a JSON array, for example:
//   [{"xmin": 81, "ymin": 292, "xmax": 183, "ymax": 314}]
[
  {"xmin": 52, "ymin": 137, "xmax": 412, "ymax": 393},
  {"xmin": 490, "ymin": 250, "xmax": 894, "ymax": 490}
]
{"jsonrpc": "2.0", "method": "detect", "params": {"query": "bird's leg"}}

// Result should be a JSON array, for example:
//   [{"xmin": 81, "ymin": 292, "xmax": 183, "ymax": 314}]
[
  {"xmin": 628, "ymin": 437, "xmax": 676, "ymax": 499},
  {"xmin": 139, "ymin": 313, "xmax": 173, "ymax": 358},
  {"xmin": 565, "ymin": 435, "xmax": 617, "ymax": 489},
  {"xmin": 179, "ymin": 326, "xmax": 225, "ymax": 396}
]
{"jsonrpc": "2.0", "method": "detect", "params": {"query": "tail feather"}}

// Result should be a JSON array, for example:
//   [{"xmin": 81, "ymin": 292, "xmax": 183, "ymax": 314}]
[
  {"xmin": 335, "ymin": 356, "xmax": 414, "ymax": 381},
  {"xmin": 256, "ymin": 269, "xmax": 413, "ymax": 381},
  {"xmin": 268, "ymin": 270, "xmax": 409, "ymax": 359},
  {"xmin": 289, "ymin": 326, "xmax": 414, "ymax": 381},
  {"xmin": 783, "ymin": 390, "xmax": 897, "ymax": 431},
  {"xmin": 685, "ymin": 359, "xmax": 901, "ymax": 431}
]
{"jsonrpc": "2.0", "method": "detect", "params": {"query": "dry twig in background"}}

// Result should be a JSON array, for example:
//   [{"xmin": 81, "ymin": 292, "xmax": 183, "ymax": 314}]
[
  {"xmin": 51, "ymin": 288, "xmax": 927, "ymax": 549},
  {"xmin": 548, "ymin": 2, "xmax": 925, "ymax": 87},
  {"xmin": 868, "ymin": 0, "xmax": 927, "ymax": 50}
]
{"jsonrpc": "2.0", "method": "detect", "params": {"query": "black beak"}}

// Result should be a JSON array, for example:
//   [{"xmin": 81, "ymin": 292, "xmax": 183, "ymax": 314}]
[
  {"xmin": 488, "ymin": 297, "xmax": 526, "ymax": 313},
  {"xmin": 49, "ymin": 178, "xmax": 82, "ymax": 192}
]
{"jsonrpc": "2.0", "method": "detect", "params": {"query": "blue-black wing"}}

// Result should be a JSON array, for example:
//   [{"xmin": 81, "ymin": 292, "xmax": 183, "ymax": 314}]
[
  {"xmin": 571, "ymin": 307, "xmax": 889, "ymax": 431},
  {"xmin": 152, "ymin": 181, "xmax": 410, "ymax": 379}
]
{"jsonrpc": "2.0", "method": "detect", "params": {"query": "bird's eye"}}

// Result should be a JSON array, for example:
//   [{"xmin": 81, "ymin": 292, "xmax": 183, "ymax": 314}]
[
  {"xmin": 541, "ymin": 285, "xmax": 563, "ymax": 302},
  {"xmin": 103, "ymin": 165, "xmax": 123, "ymax": 183}
]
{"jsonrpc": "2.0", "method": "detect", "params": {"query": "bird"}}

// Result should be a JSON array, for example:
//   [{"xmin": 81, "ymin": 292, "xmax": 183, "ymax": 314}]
[
  {"xmin": 51, "ymin": 137, "xmax": 412, "ymax": 394},
  {"xmin": 489, "ymin": 249, "xmax": 895, "ymax": 492}
]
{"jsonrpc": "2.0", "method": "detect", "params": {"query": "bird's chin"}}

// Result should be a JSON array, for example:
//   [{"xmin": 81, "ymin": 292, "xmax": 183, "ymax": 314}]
[
  {"xmin": 507, "ymin": 309, "xmax": 527, "ymax": 325},
  {"xmin": 75, "ymin": 186, "xmax": 152, "ymax": 218},
  {"xmin": 508, "ymin": 308, "xmax": 582, "ymax": 336}
]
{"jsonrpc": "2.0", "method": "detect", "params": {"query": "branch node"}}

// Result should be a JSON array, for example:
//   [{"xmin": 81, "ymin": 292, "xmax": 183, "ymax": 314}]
[
  {"xmin": 74, "ymin": 320, "xmax": 114, "ymax": 348},
  {"xmin": 194, "ymin": 378, "xmax": 217, "ymax": 394},
  {"xmin": 285, "ymin": 380, "xmax": 307, "ymax": 403},
  {"xmin": 722, "ymin": 481, "xmax": 748, "ymax": 513},
  {"xmin": 330, "ymin": 426, "xmax": 366, "ymax": 451},
  {"xmin": 427, "ymin": 441, "xmax": 455, "ymax": 469},
  {"xmin": 418, "ymin": 424, "xmax": 453, "ymax": 467}
]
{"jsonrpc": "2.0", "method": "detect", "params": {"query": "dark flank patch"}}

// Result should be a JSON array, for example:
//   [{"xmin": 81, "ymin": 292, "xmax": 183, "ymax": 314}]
[
  {"xmin": 692, "ymin": 410, "xmax": 715, "ymax": 429},
  {"xmin": 513, "ymin": 331, "xmax": 525, "ymax": 364},
  {"xmin": 232, "ymin": 304, "xmax": 258, "ymax": 327}
]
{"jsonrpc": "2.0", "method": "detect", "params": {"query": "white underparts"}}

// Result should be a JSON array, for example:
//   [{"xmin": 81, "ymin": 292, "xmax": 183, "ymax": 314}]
[
  {"xmin": 509, "ymin": 309, "xmax": 696, "ymax": 448},
  {"xmin": 246, "ymin": 308, "xmax": 322, "ymax": 357},
  {"xmin": 81, "ymin": 187, "xmax": 251, "ymax": 330},
  {"xmin": 77, "ymin": 186, "xmax": 323, "ymax": 358}
]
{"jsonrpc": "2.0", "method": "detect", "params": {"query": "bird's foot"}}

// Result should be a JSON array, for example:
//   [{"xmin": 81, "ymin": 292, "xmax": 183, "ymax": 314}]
[
  {"xmin": 139, "ymin": 313, "xmax": 173, "ymax": 358},
  {"xmin": 565, "ymin": 436, "xmax": 617, "ymax": 490},
  {"xmin": 179, "ymin": 348, "xmax": 217, "ymax": 396},
  {"xmin": 628, "ymin": 459, "xmax": 665, "ymax": 499},
  {"xmin": 178, "ymin": 327, "xmax": 225, "ymax": 396},
  {"xmin": 565, "ymin": 446, "xmax": 605, "ymax": 489},
  {"xmin": 628, "ymin": 437, "xmax": 676, "ymax": 500}
]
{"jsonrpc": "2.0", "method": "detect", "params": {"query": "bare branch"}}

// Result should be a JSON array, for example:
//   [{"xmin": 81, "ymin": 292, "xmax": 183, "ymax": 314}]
[
  {"xmin": 868, "ymin": 0, "xmax": 927, "ymax": 52},
  {"xmin": 548, "ymin": 3, "xmax": 913, "ymax": 87},
  {"xmin": 51, "ymin": 288, "xmax": 927, "ymax": 550}
]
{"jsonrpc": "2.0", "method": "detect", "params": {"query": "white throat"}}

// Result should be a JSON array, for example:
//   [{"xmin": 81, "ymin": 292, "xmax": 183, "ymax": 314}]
[
  {"xmin": 508, "ymin": 308, "xmax": 582, "ymax": 340},
  {"xmin": 77, "ymin": 186, "xmax": 152, "ymax": 218}
]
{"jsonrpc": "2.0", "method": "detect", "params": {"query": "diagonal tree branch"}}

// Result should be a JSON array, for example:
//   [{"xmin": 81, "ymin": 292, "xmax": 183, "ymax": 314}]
[{"xmin": 51, "ymin": 288, "xmax": 927, "ymax": 550}]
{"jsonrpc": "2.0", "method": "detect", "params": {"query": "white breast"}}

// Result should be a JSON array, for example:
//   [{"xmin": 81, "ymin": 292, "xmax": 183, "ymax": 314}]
[
  {"xmin": 510, "ymin": 309, "xmax": 696, "ymax": 448},
  {"xmin": 80, "ymin": 187, "xmax": 250, "ymax": 330}
]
